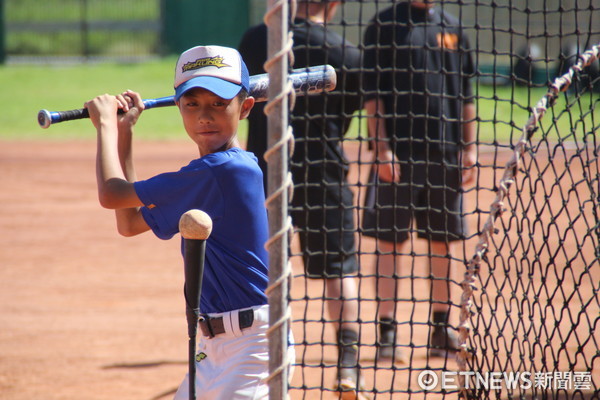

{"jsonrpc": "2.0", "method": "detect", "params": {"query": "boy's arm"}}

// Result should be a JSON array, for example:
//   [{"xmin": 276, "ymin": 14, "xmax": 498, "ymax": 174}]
[
  {"xmin": 364, "ymin": 98, "xmax": 400, "ymax": 182},
  {"xmin": 86, "ymin": 91, "xmax": 150, "ymax": 237},
  {"xmin": 113, "ymin": 91, "xmax": 151, "ymax": 236}
]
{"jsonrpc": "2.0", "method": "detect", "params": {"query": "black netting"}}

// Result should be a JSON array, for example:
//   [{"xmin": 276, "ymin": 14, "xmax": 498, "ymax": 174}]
[{"xmin": 282, "ymin": 1, "xmax": 599, "ymax": 399}]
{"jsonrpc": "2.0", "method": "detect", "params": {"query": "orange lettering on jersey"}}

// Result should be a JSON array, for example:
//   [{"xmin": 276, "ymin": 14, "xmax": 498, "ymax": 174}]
[{"xmin": 437, "ymin": 33, "xmax": 459, "ymax": 50}]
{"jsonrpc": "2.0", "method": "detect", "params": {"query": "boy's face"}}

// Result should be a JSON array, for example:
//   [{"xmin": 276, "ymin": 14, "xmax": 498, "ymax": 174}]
[{"xmin": 177, "ymin": 87, "xmax": 254, "ymax": 155}]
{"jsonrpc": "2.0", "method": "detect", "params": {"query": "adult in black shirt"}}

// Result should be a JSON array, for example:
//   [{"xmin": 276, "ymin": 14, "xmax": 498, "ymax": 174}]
[
  {"xmin": 362, "ymin": 0, "xmax": 477, "ymax": 361},
  {"xmin": 239, "ymin": 1, "xmax": 366, "ymax": 398}
]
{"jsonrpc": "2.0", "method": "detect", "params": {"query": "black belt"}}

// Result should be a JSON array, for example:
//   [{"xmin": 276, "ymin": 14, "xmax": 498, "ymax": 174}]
[{"xmin": 199, "ymin": 309, "xmax": 255, "ymax": 338}]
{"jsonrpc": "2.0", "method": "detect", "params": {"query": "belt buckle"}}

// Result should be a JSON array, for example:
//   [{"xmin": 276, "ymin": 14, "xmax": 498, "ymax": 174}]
[{"xmin": 238, "ymin": 309, "xmax": 254, "ymax": 330}]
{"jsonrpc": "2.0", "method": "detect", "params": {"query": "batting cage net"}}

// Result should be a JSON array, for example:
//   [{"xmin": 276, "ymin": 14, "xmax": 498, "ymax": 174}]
[{"xmin": 261, "ymin": 1, "xmax": 600, "ymax": 399}]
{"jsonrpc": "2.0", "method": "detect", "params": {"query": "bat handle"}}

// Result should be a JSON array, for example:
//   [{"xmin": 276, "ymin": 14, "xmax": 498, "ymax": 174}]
[
  {"xmin": 38, "ymin": 108, "xmax": 89, "ymax": 129},
  {"xmin": 37, "ymin": 96, "xmax": 176, "ymax": 129}
]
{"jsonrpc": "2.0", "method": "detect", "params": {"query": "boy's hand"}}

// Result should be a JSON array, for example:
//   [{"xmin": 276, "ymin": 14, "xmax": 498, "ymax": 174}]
[
  {"xmin": 85, "ymin": 94, "xmax": 119, "ymax": 130},
  {"xmin": 461, "ymin": 146, "xmax": 477, "ymax": 186},
  {"xmin": 84, "ymin": 91, "xmax": 145, "ymax": 132},
  {"xmin": 115, "ymin": 90, "xmax": 145, "ymax": 131}
]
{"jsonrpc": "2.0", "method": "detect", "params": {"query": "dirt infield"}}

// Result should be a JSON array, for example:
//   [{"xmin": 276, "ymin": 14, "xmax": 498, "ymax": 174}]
[
  {"xmin": 0, "ymin": 140, "xmax": 197, "ymax": 400},
  {"xmin": 1, "ymin": 139, "xmax": 597, "ymax": 400}
]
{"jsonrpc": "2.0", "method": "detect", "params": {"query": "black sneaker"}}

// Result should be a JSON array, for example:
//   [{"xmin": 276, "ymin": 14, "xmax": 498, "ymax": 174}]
[
  {"xmin": 429, "ymin": 327, "xmax": 459, "ymax": 358},
  {"xmin": 376, "ymin": 319, "xmax": 407, "ymax": 364},
  {"xmin": 376, "ymin": 332, "xmax": 407, "ymax": 364}
]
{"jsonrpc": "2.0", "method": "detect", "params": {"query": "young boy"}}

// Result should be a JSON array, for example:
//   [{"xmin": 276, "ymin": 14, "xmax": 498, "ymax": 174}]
[{"xmin": 85, "ymin": 45, "xmax": 274, "ymax": 399}]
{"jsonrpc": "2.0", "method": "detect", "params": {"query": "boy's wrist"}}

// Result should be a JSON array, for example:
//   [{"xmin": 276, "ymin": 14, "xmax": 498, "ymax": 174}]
[{"xmin": 97, "ymin": 119, "xmax": 118, "ymax": 136}]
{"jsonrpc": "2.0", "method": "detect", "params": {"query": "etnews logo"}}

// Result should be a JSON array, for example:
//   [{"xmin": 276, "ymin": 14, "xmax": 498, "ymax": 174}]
[{"xmin": 417, "ymin": 370, "xmax": 593, "ymax": 391}]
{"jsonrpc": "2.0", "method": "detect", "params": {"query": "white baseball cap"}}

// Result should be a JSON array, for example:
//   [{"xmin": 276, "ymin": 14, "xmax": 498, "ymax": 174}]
[{"xmin": 174, "ymin": 45, "xmax": 250, "ymax": 101}]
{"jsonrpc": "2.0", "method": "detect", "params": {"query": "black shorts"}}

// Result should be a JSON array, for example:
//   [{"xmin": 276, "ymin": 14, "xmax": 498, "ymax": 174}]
[
  {"xmin": 291, "ymin": 183, "xmax": 358, "ymax": 279},
  {"xmin": 361, "ymin": 159, "xmax": 467, "ymax": 243}
]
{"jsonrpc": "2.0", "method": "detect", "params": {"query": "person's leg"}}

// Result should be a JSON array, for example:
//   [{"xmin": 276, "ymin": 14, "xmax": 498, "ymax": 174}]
[
  {"xmin": 325, "ymin": 275, "xmax": 359, "ymax": 367},
  {"xmin": 428, "ymin": 240, "xmax": 459, "ymax": 357},
  {"xmin": 362, "ymin": 165, "xmax": 413, "ymax": 364},
  {"xmin": 326, "ymin": 276, "xmax": 366, "ymax": 398},
  {"xmin": 326, "ymin": 277, "xmax": 360, "ymax": 334},
  {"xmin": 421, "ymin": 159, "xmax": 464, "ymax": 358},
  {"xmin": 375, "ymin": 239, "xmax": 407, "ymax": 363},
  {"xmin": 297, "ymin": 183, "xmax": 368, "ymax": 397},
  {"xmin": 429, "ymin": 240, "xmax": 452, "ymax": 313},
  {"xmin": 376, "ymin": 239, "xmax": 405, "ymax": 320}
]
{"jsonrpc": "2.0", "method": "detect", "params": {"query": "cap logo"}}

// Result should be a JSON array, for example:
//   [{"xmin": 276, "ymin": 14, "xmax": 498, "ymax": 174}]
[{"xmin": 182, "ymin": 56, "xmax": 231, "ymax": 73}]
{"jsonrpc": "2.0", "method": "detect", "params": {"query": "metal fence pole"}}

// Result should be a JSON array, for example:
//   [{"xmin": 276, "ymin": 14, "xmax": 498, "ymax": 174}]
[
  {"xmin": 0, "ymin": 0, "xmax": 5, "ymax": 64},
  {"xmin": 264, "ymin": 0, "xmax": 292, "ymax": 399},
  {"xmin": 81, "ymin": 0, "xmax": 89, "ymax": 60}
]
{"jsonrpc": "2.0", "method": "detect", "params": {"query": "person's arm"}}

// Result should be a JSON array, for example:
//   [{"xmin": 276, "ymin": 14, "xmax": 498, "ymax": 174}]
[
  {"xmin": 460, "ymin": 31, "xmax": 477, "ymax": 186},
  {"xmin": 362, "ymin": 18, "xmax": 400, "ymax": 183},
  {"xmin": 461, "ymin": 102, "xmax": 477, "ymax": 185},
  {"xmin": 85, "ymin": 91, "xmax": 150, "ymax": 237},
  {"xmin": 365, "ymin": 98, "xmax": 400, "ymax": 182}
]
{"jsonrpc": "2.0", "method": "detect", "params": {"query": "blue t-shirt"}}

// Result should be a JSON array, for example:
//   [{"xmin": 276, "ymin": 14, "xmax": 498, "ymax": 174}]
[{"xmin": 134, "ymin": 147, "xmax": 269, "ymax": 314}]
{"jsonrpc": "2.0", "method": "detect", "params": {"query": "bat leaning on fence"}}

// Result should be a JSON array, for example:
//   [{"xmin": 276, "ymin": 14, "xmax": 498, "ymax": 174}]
[
  {"xmin": 37, "ymin": 65, "xmax": 336, "ymax": 129},
  {"xmin": 179, "ymin": 210, "xmax": 212, "ymax": 400}
]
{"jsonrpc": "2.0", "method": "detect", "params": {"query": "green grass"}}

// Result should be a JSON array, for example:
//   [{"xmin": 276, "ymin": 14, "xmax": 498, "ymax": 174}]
[
  {"xmin": 0, "ymin": 58, "xmax": 187, "ymax": 140},
  {"xmin": 344, "ymin": 84, "xmax": 600, "ymax": 146},
  {"xmin": 475, "ymin": 84, "xmax": 600, "ymax": 146},
  {"xmin": 1, "ymin": 59, "xmax": 597, "ymax": 143}
]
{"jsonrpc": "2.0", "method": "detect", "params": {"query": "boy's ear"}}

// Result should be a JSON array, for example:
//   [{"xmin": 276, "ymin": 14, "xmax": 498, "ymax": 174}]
[{"xmin": 239, "ymin": 96, "xmax": 255, "ymax": 120}]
